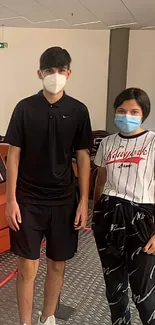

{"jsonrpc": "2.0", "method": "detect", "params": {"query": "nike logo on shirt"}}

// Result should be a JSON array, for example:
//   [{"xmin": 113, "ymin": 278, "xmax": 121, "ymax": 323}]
[{"xmin": 63, "ymin": 115, "xmax": 70, "ymax": 119}]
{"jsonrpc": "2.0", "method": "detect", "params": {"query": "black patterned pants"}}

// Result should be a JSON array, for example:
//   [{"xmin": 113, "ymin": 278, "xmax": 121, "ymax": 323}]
[{"xmin": 92, "ymin": 195, "xmax": 155, "ymax": 325}]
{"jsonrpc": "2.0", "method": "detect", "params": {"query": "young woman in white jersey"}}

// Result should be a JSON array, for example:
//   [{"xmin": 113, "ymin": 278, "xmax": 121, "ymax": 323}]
[{"xmin": 93, "ymin": 88, "xmax": 155, "ymax": 325}]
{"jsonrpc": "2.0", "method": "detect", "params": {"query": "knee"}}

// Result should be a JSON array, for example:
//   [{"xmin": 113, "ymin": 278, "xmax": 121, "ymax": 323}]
[
  {"xmin": 17, "ymin": 257, "xmax": 39, "ymax": 282},
  {"xmin": 47, "ymin": 259, "xmax": 65, "ymax": 275},
  {"xmin": 106, "ymin": 282, "xmax": 127, "ymax": 303}
]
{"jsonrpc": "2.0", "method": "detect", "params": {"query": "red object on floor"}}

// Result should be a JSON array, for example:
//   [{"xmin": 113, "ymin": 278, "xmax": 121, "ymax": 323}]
[
  {"xmin": 0, "ymin": 229, "xmax": 91, "ymax": 288},
  {"xmin": 0, "ymin": 144, "xmax": 10, "ymax": 253},
  {"xmin": 0, "ymin": 269, "xmax": 17, "ymax": 288},
  {"xmin": 0, "ymin": 183, "xmax": 10, "ymax": 253},
  {"xmin": 0, "ymin": 240, "xmax": 46, "ymax": 288}
]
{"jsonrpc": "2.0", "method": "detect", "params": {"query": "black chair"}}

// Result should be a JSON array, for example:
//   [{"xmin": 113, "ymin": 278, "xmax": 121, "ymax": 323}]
[
  {"xmin": 0, "ymin": 135, "xmax": 4, "ymax": 143},
  {"xmin": 89, "ymin": 130, "xmax": 109, "ymax": 199}
]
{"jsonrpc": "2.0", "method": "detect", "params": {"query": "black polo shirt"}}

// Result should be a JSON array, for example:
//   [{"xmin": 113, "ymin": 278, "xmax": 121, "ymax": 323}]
[{"xmin": 5, "ymin": 91, "xmax": 92, "ymax": 205}]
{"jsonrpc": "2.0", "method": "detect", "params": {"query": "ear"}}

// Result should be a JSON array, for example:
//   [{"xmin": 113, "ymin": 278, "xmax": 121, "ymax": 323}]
[
  {"xmin": 67, "ymin": 69, "xmax": 71, "ymax": 80},
  {"xmin": 37, "ymin": 70, "xmax": 43, "ymax": 80}
]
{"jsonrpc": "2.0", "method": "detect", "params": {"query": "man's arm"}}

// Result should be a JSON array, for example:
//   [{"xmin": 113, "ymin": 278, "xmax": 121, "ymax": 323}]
[
  {"xmin": 5, "ymin": 145, "xmax": 22, "ymax": 231},
  {"xmin": 4, "ymin": 102, "xmax": 24, "ymax": 230},
  {"xmin": 74, "ymin": 149, "xmax": 90, "ymax": 230},
  {"xmin": 93, "ymin": 167, "xmax": 107, "ymax": 205},
  {"xmin": 73, "ymin": 105, "xmax": 92, "ymax": 230},
  {"xmin": 6, "ymin": 145, "xmax": 21, "ymax": 202},
  {"xmin": 76, "ymin": 149, "xmax": 90, "ymax": 201}
]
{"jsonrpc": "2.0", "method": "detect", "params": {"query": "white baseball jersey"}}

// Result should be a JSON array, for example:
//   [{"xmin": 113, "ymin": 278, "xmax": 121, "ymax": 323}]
[{"xmin": 94, "ymin": 131, "xmax": 155, "ymax": 204}]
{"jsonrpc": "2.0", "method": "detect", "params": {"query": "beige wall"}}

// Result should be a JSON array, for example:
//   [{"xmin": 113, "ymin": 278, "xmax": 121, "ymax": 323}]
[
  {"xmin": 0, "ymin": 27, "xmax": 110, "ymax": 135},
  {"xmin": 127, "ymin": 30, "xmax": 155, "ymax": 131}
]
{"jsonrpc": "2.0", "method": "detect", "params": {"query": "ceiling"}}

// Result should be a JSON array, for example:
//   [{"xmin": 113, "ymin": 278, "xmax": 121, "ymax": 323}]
[{"xmin": 0, "ymin": 0, "xmax": 155, "ymax": 30}]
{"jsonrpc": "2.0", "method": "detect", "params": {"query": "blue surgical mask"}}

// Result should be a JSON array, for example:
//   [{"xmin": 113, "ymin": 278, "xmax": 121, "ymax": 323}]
[{"xmin": 114, "ymin": 114, "xmax": 141, "ymax": 133}]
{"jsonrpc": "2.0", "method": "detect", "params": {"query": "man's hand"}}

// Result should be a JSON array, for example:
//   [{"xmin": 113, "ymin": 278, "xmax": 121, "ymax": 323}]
[
  {"xmin": 74, "ymin": 200, "xmax": 88, "ymax": 230},
  {"xmin": 144, "ymin": 234, "xmax": 155, "ymax": 255},
  {"xmin": 5, "ymin": 200, "xmax": 22, "ymax": 232}
]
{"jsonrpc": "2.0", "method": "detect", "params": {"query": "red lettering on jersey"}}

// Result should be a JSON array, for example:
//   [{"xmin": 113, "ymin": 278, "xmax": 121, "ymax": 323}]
[
  {"xmin": 107, "ymin": 147, "xmax": 147, "ymax": 164},
  {"xmin": 106, "ymin": 157, "xmax": 144, "ymax": 165}
]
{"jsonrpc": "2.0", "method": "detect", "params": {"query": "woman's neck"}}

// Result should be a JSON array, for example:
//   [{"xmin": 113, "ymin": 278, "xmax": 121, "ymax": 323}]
[{"xmin": 121, "ymin": 127, "xmax": 144, "ymax": 137}]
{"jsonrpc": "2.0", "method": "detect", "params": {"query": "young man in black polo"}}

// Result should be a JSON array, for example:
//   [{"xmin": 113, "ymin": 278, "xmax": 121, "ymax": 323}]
[{"xmin": 5, "ymin": 47, "xmax": 92, "ymax": 325}]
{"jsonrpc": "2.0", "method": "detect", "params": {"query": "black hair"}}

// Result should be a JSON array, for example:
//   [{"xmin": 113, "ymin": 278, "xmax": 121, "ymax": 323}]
[
  {"xmin": 114, "ymin": 87, "xmax": 151, "ymax": 122},
  {"xmin": 40, "ymin": 47, "xmax": 72, "ymax": 70}
]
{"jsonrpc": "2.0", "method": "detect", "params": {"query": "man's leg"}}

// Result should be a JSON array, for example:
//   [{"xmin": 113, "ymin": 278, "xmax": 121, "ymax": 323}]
[
  {"xmin": 17, "ymin": 257, "xmax": 39, "ymax": 325},
  {"xmin": 40, "ymin": 194, "xmax": 78, "ymax": 322},
  {"xmin": 9, "ymin": 203, "xmax": 47, "ymax": 325},
  {"xmin": 41, "ymin": 259, "xmax": 65, "ymax": 321}
]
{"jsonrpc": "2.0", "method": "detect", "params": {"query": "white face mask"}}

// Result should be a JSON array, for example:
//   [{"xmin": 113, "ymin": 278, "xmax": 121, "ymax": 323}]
[{"xmin": 43, "ymin": 73, "xmax": 67, "ymax": 95}]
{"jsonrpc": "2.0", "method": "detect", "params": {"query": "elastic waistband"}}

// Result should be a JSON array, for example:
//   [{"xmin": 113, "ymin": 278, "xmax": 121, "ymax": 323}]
[{"xmin": 101, "ymin": 194, "xmax": 155, "ymax": 209}]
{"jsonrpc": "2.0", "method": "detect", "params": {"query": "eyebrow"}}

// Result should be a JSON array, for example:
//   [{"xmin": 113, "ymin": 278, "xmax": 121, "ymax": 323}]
[{"xmin": 117, "ymin": 107, "xmax": 140, "ymax": 110}]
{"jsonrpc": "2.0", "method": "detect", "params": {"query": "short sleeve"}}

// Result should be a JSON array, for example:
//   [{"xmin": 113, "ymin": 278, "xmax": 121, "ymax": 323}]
[
  {"xmin": 5, "ymin": 101, "xmax": 24, "ymax": 148},
  {"xmin": 94, "ymin": 140, "xmax": 106, "ymax": 167},
  {"xmin": 73, "ymin": 105, "xmax": 93, "ymax": 151}
]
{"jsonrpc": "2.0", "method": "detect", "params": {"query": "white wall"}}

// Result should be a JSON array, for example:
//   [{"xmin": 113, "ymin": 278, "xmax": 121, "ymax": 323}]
[
  {"xmin": 127, "ymin": 30, "xmax": 155, "ymax": 131},
  {"xmin": 0, "ymin": 27, "xmax": 110, "ymax": 135}
]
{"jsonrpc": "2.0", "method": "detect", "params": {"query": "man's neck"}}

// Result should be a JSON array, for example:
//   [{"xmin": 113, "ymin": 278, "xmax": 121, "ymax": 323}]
[{"xmin": 43, "ymin": 89, "xmax": 64, "ymax": 104}]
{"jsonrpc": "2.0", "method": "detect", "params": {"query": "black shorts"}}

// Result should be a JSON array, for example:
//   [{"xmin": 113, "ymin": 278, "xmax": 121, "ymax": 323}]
[{"xmin": 10, "ymin": 196, "xmax": 78, "ymax": 261}]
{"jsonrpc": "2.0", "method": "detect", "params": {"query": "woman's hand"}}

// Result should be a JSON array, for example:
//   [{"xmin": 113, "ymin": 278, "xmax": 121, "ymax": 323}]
[{"xmin": 144, "ymin": 234, "xmax": 155, "ymax": 255}]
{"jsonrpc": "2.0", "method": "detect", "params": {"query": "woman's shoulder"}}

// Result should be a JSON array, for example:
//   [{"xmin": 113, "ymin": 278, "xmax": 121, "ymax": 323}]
[
  {"xmin": 101, "ymin": 133, "xmax": 119, "ymax": 145},
  {"xmin": 147, "ymin": 130, "xmax": 155, "ymax": 137}
]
